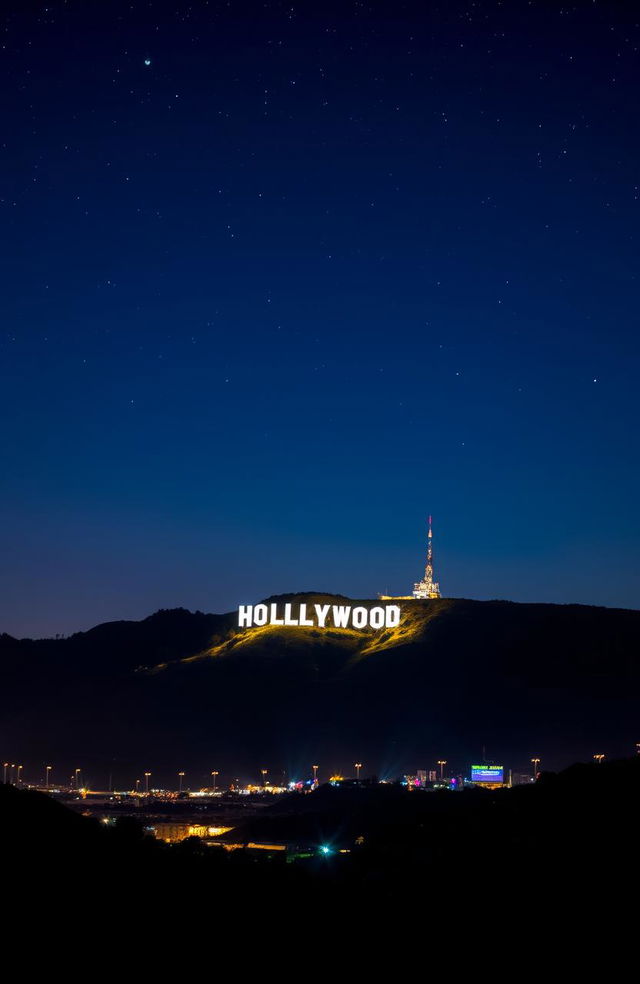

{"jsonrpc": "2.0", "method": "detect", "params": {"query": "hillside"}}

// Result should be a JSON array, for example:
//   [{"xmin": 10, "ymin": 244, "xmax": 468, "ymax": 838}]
[{"xmin": 2, "ymin": 593, "xmax": 640, "ymax": 782}]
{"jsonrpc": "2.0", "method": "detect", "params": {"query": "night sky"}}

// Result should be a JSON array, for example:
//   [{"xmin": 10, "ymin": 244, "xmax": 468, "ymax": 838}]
[{"xmin": 2, "ymin": 0, "xmax": 639, "ymax": 638}]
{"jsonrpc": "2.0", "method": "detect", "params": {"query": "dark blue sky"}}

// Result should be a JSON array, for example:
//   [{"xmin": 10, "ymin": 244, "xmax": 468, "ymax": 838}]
[{"xmin": 1, "ymin": 0, "xmax": 638, "ymax": 637}]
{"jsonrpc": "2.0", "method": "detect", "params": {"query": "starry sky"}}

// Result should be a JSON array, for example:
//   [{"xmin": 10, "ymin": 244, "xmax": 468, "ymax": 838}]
[{"xmin": 1, "ymin": 0, "xmax": 639, "ymax": 638}]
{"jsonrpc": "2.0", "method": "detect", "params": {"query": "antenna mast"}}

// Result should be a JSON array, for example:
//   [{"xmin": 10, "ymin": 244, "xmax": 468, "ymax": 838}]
[{"xmin": 412, "ymin": 516, "xmax": 442, "ymax": 599}]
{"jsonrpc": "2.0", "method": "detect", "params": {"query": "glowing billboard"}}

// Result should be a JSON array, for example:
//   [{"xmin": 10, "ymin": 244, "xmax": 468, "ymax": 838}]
[{"xmin": 471, "ymin": 765, "xmax": 504, "ymax": 784}]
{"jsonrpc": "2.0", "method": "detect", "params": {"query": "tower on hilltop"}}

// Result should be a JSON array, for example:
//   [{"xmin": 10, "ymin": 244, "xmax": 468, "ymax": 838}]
[{"xmin": 412, "ymin": 516, "xmax": 441, "ymax": 599}]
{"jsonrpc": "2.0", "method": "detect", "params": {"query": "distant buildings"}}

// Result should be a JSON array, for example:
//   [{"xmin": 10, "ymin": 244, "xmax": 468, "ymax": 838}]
[{"xmin": 510, "ymin": 773, "xmax": 535, "ymax": 787}]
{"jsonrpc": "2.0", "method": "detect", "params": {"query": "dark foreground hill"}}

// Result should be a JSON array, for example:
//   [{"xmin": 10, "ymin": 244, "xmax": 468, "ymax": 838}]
[
  {"xmin": 2, "ymin": 594, "xmax": 640, "ymax": 782},
  {"xmin": 3, "ymin": 758, "xmax": 640, "ymax": 944}
]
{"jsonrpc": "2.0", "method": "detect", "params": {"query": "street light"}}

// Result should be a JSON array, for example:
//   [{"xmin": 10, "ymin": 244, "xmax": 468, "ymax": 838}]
[
  {"xmin": 45, "ymin": 765, "xmax": 52, "ymax": 789},
  {"xmin": 312, "ymin": 765, "xmax": 319, "ymax": 784},
  {"xmin": 437, "ymin": 760, "xmax": 447, "ymax": 780},
  {"xmin": 594, "ymin": 754, "xmax": 605, "ymax": 764},
  {"xmin": 16, "ymin": 765, "xmax": 23, "ymax": 786},
  {"xmin": 135, "ymin": 779, "xmax": 141, "ymax": 793},
  {"xmin": 211, "ymin": 771, "xmax": 219, "ymax": 793},
  {"xmin": 74, "ymin": 768, "xmax": 81, "ymax": 791},
  {"xmin": 355, "ymin": 762, "xmax": 362, "ymax": 781},
  {"xmin": 178, "ymin": 771, "xmax": 185, "ymax": 793},
  {"xmin": 3, "ymin": 762, "xmax": 8, "ymax": 784},
  {"xmin": 531, "ymin": 757, "xmax": 541, "ymax": 779},
  {"xmin": 144, "ymin": 772, "xmax": 151, "ymax": 794}
]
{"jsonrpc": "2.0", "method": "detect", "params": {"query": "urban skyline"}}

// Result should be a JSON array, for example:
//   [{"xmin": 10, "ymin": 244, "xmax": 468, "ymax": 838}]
[{"xmin": 8, "ymin": 745, "xmax": 634, "ymax": 794}]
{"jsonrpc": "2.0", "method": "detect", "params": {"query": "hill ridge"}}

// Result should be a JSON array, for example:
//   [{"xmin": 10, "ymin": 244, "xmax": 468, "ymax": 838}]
[{"xmin": 2, "ymin": 595, "xmax": 640, "ymax": 777}]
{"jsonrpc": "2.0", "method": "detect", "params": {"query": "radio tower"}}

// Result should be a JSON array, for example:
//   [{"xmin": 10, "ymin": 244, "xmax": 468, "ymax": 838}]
[{"xmin": 412, "ymin": 516, "xmax": 441, "ymax": 599}]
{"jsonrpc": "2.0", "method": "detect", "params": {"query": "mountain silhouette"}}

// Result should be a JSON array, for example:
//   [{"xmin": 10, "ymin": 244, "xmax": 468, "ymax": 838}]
[{"xmin": 2, "ymin": 593, "xmax": 639, "ymax": 784}]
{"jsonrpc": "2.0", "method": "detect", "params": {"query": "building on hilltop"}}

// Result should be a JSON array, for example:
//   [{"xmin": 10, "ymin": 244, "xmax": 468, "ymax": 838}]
[
  {"xmin": 379, "ymin": 516, "xmax": 443, "ymax": 601},
  {"xmin": 412, "ymin": 515, "xmax": 441, "ymax": 599}
]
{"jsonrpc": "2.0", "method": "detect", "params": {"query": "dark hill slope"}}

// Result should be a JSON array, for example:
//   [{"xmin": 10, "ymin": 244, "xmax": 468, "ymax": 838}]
[{"xmin": 1, "ymin": 595, "xmax": 639, "ymax": 778}]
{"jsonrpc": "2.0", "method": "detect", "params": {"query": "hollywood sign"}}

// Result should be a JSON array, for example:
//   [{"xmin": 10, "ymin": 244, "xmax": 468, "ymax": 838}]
[{"xmin": 238, "ymin": 602, "xmax": 401, "ymax": 630}]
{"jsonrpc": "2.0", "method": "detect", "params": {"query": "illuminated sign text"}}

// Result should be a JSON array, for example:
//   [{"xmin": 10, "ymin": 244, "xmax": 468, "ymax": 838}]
[{"xmin": 237, "ymin": 603, "xmax": 401, "ymax": 630}]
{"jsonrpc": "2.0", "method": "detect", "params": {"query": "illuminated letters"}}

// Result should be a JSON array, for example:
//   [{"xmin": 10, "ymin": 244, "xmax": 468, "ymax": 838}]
[
  {"xmin": 269, "ymin": 603, "xmax": 284, "ymax": 625},
  {"xmin": 332, "ymin": 605, "xmax": 351, "ymax": 627},
  {"xmin": 299, "ymin": 603, "xmax": 313, "ymax": 626},
  {"xmin": 238, "ymin": 605, "xmax": 252, "ymax": 627},
  {"xmin": 253, "ymin": 604, "xmax": 268, "ymax": 626},
  {"xmin": 385, "ymin": 605, "xmax": 400, "ymax": 628},
  {"xmin": 314, "ymin": 603, "xmax": 330, "ymax": 627},
  {"xmin": 369, "ymin": 606, "xmax": 385, "ymax": 630},
  {"xmin": 351, "ymin": 607, "xmax": 368, "ymax": 629},
  {"xmin": 236, "ymin": 602, "xmax": 402, "ymax": 630},
  {"xmin": 283, "ymin": 603, "xmax": 298, "ymax": 626}
]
